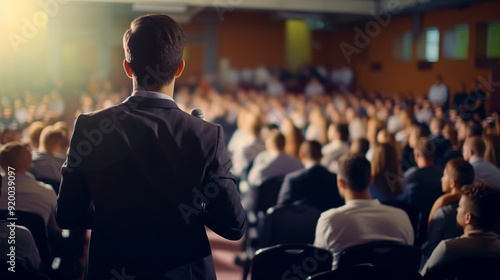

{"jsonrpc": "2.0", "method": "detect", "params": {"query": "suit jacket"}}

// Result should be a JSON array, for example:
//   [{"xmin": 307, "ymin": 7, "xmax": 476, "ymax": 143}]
[
  {"xmin": 56, "ymin": 95, "xmax": 247, "ymax": 280},
  {"xmin": 277, "ymin": 164, "xmax": 343, "ymax": 212}
]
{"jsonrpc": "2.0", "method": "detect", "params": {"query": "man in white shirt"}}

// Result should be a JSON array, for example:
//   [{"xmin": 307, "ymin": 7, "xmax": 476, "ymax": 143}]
[
  {"xmin": 321, "ymin": 123, "xmax": 350, "ymax": 173},
  {"xmin": 314, "ymin": 153, "xmax": 414, "ymax": 268},
  {"xmin": 247, "ymin": 130, "xmax": 302, "ymax": 187},
  {"xmin": 463, "ymin": 136, "xmax": 500, "ymax": 188},
  {"xmin": 0, "ymin": 142, "xmax": 60, "ymax": 235},
  {"xmin": 428, "ymin": 75, "xmax": 449, "ymax": 109}
]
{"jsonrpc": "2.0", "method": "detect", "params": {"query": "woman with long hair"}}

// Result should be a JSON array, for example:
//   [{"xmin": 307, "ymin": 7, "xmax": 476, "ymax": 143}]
[{"xmin": 370, "ymin": 142, "xmax": 406, "ymax": 201}]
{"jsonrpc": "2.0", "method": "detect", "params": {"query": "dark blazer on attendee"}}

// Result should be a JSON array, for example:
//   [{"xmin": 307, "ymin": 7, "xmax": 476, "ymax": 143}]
[
  {"xmin": 277, "ymin": 164, "xmax": 343, "ymax": 212},
  {"xmin": 56, "ymin": 95, "xmax": 247, "ymax": 280}
]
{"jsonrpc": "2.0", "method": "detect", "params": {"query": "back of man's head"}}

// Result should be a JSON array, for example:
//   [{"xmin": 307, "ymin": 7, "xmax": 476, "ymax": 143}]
[
  {"xmin": 123, "ymin": 14, "xmax": 185, "ymax": 90},
  {"xmin": 40, "ymin": 126, "xmax": 67, "ymax": 154},
  {"xmin": 465, "ymin": 136, "xmax": 486, "ymax": 158},
  {"xmin": 467, "ymin": 121, "xmax": 483, "ymax": 138},
  {"xmin": 0, "ymin": 141, "xmax": 30, "ymax": 172},
  {"xmin": 337, "ymin": 153, "xmax": 371, "ymax": 193},
  {"xmin": 445, "ymin": 158, "xmax": 474, "ymax": 187},
  {"xmin": 414, "ymin": 137, "xmax": 435, "ymax": 162},
  {"xmin": 299, "ymin": 140, "xmax": 322, "ymax": 162},
  {"xmin": 266, "ymin": 130, "xmax": 286, "ymax": 152},
  {"xmin": 461, "ymin": 181, "xmax": 500, "ymax": 231},
  {"xmin": 336, "ymin": 123, "xmax": 349, "ymax": 142}
]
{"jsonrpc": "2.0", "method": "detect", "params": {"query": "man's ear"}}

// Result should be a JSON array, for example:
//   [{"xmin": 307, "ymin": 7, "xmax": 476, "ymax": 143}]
[
  {"xmin": 123, "ymin": 60, "xmax": 133, "ymax": 79},
  {"xmin": 338, "ymin": 178, "xmax": 346, "ymax": 190},
  {"xmin": 175, "ymin": 59, "xmax": 185, "ymax": 78},
  {"xmin": 465, "ymin": 212, "xmax": 472, "ymax": 225},
  {"xmin": 450, "ymin": 179, "xmax": 459, "ymax": 190}
]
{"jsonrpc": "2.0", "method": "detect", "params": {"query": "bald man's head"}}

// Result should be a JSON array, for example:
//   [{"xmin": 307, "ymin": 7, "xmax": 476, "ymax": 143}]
[{"xmin": 463, "ymin": 136, "xmax": 485, "ymax": 161}]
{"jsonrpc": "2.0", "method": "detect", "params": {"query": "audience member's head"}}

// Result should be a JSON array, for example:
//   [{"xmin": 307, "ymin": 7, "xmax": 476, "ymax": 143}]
[
  {"xmin": 298, "ymin": 140, "xmax": 322, "ymax": 164},
  {"xmin": 458, "ymin": 181, "xmax": 500, "ymax": 231},
  {"xmin": 430, "ymin": 117, "xmax": 444, "ymax": 136},
  {"xmin": 408, "ymin": 125, "xmax": 429, "ymax": 149},
  {"xmin": 462, "ymin": 136, "xmax": 485, "ymax": 161},
  {"xmin": 443, "ymin": 124, "xmax": 459, "ymax": 148},
  {"xmin": 483, "ymin": 134, "xmax": 500, "ymax": 168},
  {"xmin": 442, "ymin": 158, "xmax": 474, "ymax": 194},
  {"xmin": 1, "ymin": 129, "xmax": 18, "ymax": 145},
  {"xmin": 265, "ymin": 129, "xmax": 285, "ymax": 153},
  {"xmin": 0, "ymin": 141, "xmax": 32, "ymax": 174},
  {"xmin": 371, "ymin": 142, "xmax": 403, "ymax": 198},
  {"xmin": 39, "ymin": 126, "xmax": 68, "ymax": 155},
  {"xmin": 123, "ymin": 14, "xmax": 185, "ymax": 90},
  {"xmin": 466, "ymin": 121, "xmax": 483, "ymax": 139},
  {"xmin": 328, "ymin": 123, "xmax": 349, "ymax": 143},
  {"xmin": 413, "ymin": 137, "xmax": 435, "ymax": 166},
  {"xmin": 350, "ymin": 138, "xmax": 370, "ymax": 156},
  {"xmin": 337, "ymin": 153, "xmax": 372, "ymax": 195},
  {"xmin": 29, "ymin": 121, "xmax": 46, "ymax": 150},
  {"xmin": 281, "ymin": 118, "xmax": 303, "ymax": 157}
]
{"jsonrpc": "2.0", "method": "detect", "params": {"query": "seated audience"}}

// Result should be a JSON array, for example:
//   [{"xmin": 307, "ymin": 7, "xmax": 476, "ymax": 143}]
[
  {"xmin": 277, "ymin": 141, "xmax": 343, "ymax": 212},
  {"xmin": 370, "ymin": 143, "xmax": 407, "ymax": 201},
  {"xmin": 314, "ymin": 153, "xmax": 414, "ymax": 268},
  {"xmin": 422, "ymin": 181, "xmax": 500, "ymax": 275},
  {"xmin": 0, "ymin": 174, "xmax": 41, "ymax": 272},
  {"xmin": 404, "ymin": 137, "xmax": 444, "ymax": 245},
  {"xmin": 30, "ymin": 125, "xmax": 67, "ymax": 184},
  {"xmin": 462, "ymin": 136, "xmax": 500, "ymax": 187},
  {"xmin": 423, "ymin": 159, "xmax": 474, "ymax": 257},
  {"xmin": 321, "ymin": 123, "xmax": 350, "ymax": 173},
  {"xmin": 0, "ymin": 142, "xmax": 60, "ymax": 235},
  {"xmin": 247, "ymin": 130, "xmax": 302, "ymax": 187}
]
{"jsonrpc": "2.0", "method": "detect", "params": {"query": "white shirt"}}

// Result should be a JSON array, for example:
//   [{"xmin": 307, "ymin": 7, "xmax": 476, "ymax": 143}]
[
  {"xmin": 0, "ymin": 173, "xmax": 58, "ymax": 232},
  {"xmin": 349, "ymin": 118, "xmax": 365, "ymax": 141},
  {"xmin": 470, "ymin": 158, "xmax": 500, "ymax": 188},
  {"xmin": 314, "ymin": 199, "xmax": 414, "ymax": 268},
  {"xmin": 247, "ymin": 151, "xmax": 302, "ymax": 187}
]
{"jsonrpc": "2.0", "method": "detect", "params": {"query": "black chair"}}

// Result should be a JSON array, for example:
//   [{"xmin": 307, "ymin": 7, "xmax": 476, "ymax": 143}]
[
  {"xmin": 251, "ymin": 244, "xmax": 333, "ymax": 280},
  {"xmin": 249, "ymin": 175, "xmax": 285, "ymax": 213},
  {"xmin": 337, "ymin": 241, "xmax": 422, "ymax": 272},
  {"xmin": 423, "ymin": 256, "xmax": 500, "ymax": 280},
  {"xmin": 0, "ymin": 211, "xmax": 50, "ymax": 266},
  {"xmin": 38, "ymin": 177, "xmax": 61, "ymax": 195},
  {"xmin": 259, "ymin": 204, "xmax": 321, "ymax": 248},
  {"xmin": 307, "ymin": 264, "xmax": 423, "ymax": 280}
]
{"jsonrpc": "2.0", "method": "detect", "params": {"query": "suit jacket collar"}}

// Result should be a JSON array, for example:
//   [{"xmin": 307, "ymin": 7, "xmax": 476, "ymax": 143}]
[{"xmin": 122, "ymin": 95, "xmax": 180, "ymax": 110}]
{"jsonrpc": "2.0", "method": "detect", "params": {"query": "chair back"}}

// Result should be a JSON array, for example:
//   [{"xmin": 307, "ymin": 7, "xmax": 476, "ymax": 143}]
[
  {"xmin": 307, "ymin": 264, "xmax": 423, "ymax": 280},
  {"xmin": 337, "ymin": 241, "xmax": 422, "ymax": 272},
  {"xmin": 251, "ymin": 244, "xmax": 333, "ymax": 280},
  {"xmin": 0, "ymin": 211, "xmax": 50, "ymax": 265},
  {"xmin": 260, "ymin": 204, "xmax": 321, "ymax": 248},
  {"xmin": 423, "ymin": 256, "xmax": 500, "ymax": 280}
]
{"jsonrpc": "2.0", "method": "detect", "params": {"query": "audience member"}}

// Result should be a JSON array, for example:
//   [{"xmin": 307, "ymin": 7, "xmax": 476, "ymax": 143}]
[
  {"xmin": 470, "ymin": 79, "xmax": 487, "ymax": 121},
  {"xmin": 462, "ymin": 136, "xmax": 500, "ymax": 187},
  {"xmin": 0, "ymin": 173, "xmax": 42, "ymax": 272},
  {"xmin": 281, "ymin": 118, "xmax": 303, "ymax": 158},
  {"xmin": 350, "ymin": 138, "xmax": 370, "ymax": 157},
  {"xmin": 370, "ymin": 143, "xmax": 406, "ymax": 201},
  {"xmin": 429, "ymin": 117, "xmax": 452, "ymax": 167},
  {"xmin": 277, "ymin": 141, "xmax": 343, "ymax": 212},
  {"xmin": 27, "ymin": 122, "xmax": 46, "ymax": 151},
  {"xmin": 483, "ymin": 134, "xmax": 500, "ymax": 168},
  {"xmin": 404, "ymin": 137, "xmax": 444, "ymax": 245},
  {"xmin": 423, "ymin": 159, "xmax": 474, "ymax": 257},
  {"xmin": 0, "ymin": 142, "xmax": 60, "ymax": 235},
  {"xmin": 422, "ymin": 181, "xmax": 500, "ymax": 275},
  {"xmin": 314, "ymin": 153, "xmax": 414, "ymax": 268},
  {"xmin": 442, "ymin": 124, "xmax": 462, "ymax": 162},
  {"xmin": 428, "ymin": 75, "xmax": 449, "ymax": 110},
  {"xmin": 321, "ymin": 123, "xmax": 350, "ymax": 173},
  {"xmin": 30, "ymin": 125, "xmax": 67, "ymax": 184},
  {"xmin": 247, "ymin": 130, "xmax": 302, "ymax": 187}
]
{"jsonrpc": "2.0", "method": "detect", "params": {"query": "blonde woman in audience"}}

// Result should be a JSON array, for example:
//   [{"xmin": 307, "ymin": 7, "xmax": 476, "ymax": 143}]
[
  {"xmin": 369, "ymin": 142, "xmax": 406, "ymax": 201},
  {"xmin": 483, "ymin": 134, "xmax": 500, "ymax": 168}
]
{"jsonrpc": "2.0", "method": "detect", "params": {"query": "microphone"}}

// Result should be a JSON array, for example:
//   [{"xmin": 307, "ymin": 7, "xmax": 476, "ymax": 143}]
[{"xmin": 190, "ymin": 108, "xmax": 204, "ymax": 120}]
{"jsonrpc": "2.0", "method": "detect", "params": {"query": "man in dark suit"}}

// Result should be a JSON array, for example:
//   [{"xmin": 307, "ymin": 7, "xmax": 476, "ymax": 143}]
[
  {"xmin": 56, "ymin": 14, "xmax": 246, "ymax": 280},
  {"xmin": 277, "ymin": 140, "xmax": 344, "ymax": 212}
]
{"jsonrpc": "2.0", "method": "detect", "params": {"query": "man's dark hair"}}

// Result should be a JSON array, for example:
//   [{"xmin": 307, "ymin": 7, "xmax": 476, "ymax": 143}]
[
  {"xmin": 461, "ymin": 181, "xmax": 500, "ymax": 231},
  {"xmin": 337, "ymin": 153, "xmax": 371, "ymax": 192},
  {"xmin": 336, "ymin": 123, "xmax": 349, "ymax": 142},
  {"xmin": 445, "ymin": 158, "xmax": 474, "ymax": 187},
  {"xmin": 299, "ymin": 140, "xmax": 322, "ymax": 161},
  {"xmin": 123, "ymin": 14, "xmax": 185, "ymax": 90}
]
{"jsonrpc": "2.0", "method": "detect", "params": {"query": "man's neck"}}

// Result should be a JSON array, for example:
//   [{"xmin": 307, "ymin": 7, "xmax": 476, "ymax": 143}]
[
  {"xmin": 301, "ymin": 159, "xmax": 319, "ymax": 169},
  {"xmin": 344, "ymin": 189, "xmax": 371, "ymax": 201},
  {"xmin": 417, "ymin": 159, "xmax": 433, "ymax": 168},
  {"xmin": 469, "ymin": 155, "xmax": 483, "ymax": 162},
  {"xmin": 134, "ymin": 80, "xmax": 175, "ymax": 99}
]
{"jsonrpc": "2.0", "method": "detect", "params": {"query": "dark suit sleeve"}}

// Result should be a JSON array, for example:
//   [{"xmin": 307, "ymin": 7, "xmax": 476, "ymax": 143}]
[
  {"xmin": 277, "ymin": 174, "xmax": 294, "ymax": 205},
  {"xmin": 202, "ymin": 125, "xmax": 247, "ymax": 240},
  {"xmin": 56, "ymin": 115, "xmax": 94, "ymax": 229}
]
